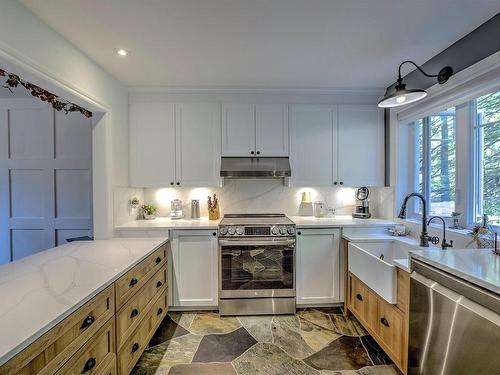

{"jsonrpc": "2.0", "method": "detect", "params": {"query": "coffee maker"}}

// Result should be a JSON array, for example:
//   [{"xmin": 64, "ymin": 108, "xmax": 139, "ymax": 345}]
[{"xmin": 352, "ymin": 187, "xmax": 371, "ymax": 219}]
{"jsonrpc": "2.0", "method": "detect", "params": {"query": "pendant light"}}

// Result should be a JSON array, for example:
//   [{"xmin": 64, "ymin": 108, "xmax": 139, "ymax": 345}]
[{"xmin": 378, "ymin": 61, "xmax": 453, "ymax": 108}]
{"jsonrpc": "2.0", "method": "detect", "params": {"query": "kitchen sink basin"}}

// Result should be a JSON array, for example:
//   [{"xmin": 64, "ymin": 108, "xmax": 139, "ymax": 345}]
[{"xmin": 348, "ymin": 240, "xmax": 417, "ymax": 303}]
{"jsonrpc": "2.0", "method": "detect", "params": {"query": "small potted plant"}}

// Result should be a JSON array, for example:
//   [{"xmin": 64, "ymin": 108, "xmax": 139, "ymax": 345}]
[{"xmin": 141, "ymin": 204, "xmax": 157, "ymax": 220}]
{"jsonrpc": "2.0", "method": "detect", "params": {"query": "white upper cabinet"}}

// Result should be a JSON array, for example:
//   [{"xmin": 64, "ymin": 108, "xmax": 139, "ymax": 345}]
[
  {"xmin": 289, "ymin": 105, "xmax": 337, "ymax": 186},
  {"xmin": 337, "ymin": 105, "xmax": 384, "ymax": 187},
  {"xmin": 255, "ymin": 104, "xmax": 289, "ymax": 156},
  {"xmin": 296, "ymin": 228, "xmax": 341, "ymax": 305},
  {"xmin": 130, "ymin": 102, "xmax": 176, "ymax": 187},
  {"xmin": 176, "ymin": 103, "xmax": 221, "ymax": 187},
  {"xmin": 222, "ymin": 104, "xmax": 255, "ymax": 156},
  {"xmin": 222, "ymin": 103, "xmax": 289, "ymax": 157}
]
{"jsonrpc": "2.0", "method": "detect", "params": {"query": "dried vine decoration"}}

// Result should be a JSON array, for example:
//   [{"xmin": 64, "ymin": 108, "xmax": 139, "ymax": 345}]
[{"xmin": 0, "ymin": 68, "xmax": 92, "ymax": 118}]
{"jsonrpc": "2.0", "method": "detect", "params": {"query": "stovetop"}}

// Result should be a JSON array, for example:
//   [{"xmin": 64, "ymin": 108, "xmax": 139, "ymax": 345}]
[{"xmin": 219, "ymin": 213, "xmax": 294, "ymax": 226}]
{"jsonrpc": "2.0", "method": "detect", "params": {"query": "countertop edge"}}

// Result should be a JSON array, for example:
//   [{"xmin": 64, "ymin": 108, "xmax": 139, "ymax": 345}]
[{"xmin": 0, "ymin": 238, "xmax": 168, "ymax": 367}]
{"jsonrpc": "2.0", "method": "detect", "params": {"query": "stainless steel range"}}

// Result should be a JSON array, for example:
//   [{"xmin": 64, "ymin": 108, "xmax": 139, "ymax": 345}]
[{"xmin": 218, "ymin": 214, "xmax": 296, "ymax": 316}]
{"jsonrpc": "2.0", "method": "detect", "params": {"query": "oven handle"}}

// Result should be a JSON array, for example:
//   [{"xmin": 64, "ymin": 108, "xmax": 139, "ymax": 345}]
[{"xmin": 218, "ymin": 238, "xmax": 296, "ymax": 246}]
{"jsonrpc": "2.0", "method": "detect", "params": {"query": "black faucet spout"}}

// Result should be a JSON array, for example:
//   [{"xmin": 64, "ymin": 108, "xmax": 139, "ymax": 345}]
[
  {"xmin": 398, "ymin": 192, "xmax": 429, "ymax": 247},
  {"xmin": 428, "ymin": 216, "xmax": 453, "ymax": 250}
]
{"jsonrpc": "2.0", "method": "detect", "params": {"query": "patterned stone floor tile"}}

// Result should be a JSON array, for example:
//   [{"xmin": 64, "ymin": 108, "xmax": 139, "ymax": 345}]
[
  {"xmin": 299, "ymin": 318, "xmax": 341, "ymax": 352},
  {"xmin": 168, "ymin": 312, "xmax": 196, "ymax": 331},
  {"xmin": 320, "ymin": 371, "xmax": 357, "ymax": 375},
  {"xmin": 360, "ymin": 336, "xmax": 392, "ymax": 366},
  {"xmin": 238, "ymin": 315, "xmax": 273, "ymax": 342},
  {"xmin": 304, "ymin": 336, "xmax": 372, "ymax": 371},
  {"xmin": 168, "ymin": 362, "xmax": 238, "ymax": 375},
  {"xmin": 357, "ymin": 365, "xmax": 401, "ymax": 375},
  {"xmin": 271, "ymin": 316, "xmax": 315, "ymax": 359},
  {"xmin": 232, "ymin": 342, "xmax": 320, "ymax": 375},
  {"xmin": 148, "ymin": 315, "xmax": 190, "ymax": 347},
  {"xmin": 190, "ymin": 312, "xmax": 241, "ymax": 335},
  {"xmin": 330, "ymin": 314, "xmax": 368, "ymax": 337},
  {"xmin": 192, "ymin": 327, "xmax": 258, "ymax": 363},
  {"xmin": 132, "ymin": 333, "xmax": 203, "ymax": 375},
  {"xmin": 297, "ymin": 309, "xmax": 335, "ymax": 331}
]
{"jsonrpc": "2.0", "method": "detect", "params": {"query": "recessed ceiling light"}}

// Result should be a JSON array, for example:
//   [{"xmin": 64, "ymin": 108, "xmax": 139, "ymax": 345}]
[{"xmin": 115, "ymin": 48, "xmax": 129, "ymax": 57}]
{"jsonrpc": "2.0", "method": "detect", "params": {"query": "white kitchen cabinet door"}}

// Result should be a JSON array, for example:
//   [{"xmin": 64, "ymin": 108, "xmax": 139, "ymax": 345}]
[
  {"xmin": 289, "ymin": 105, "xmax": 337, "ymax": 186},
  {"xmin": 338, "ymin": 105, "xmax": 384, "ymax": 187},
  {"xmin": 221, "ymin": 103, "xmax": 255, "ymax": 156},
  {"xmin": 175, "ymin": 103, "xmax": 221, "ymax": 186},
  {"xmin": 130, "ymin": 102, "xmax": 176, "ymax": 187},
  {"xmin": 296, "ymin": 228, "xmax": 341, "ymax": 305},
  {"xmin": 170, "ymin": 230, "xmax": 218, "ymax": 307},
  {"xmin": 255, "ymin": 104, "xmax": 289, "ymax": 156}
]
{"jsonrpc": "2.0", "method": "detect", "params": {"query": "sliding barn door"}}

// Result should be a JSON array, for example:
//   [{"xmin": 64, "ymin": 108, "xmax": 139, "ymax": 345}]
[{"xmin": 0, "ymin": 99, "xmax": 92, "ymax": 263}]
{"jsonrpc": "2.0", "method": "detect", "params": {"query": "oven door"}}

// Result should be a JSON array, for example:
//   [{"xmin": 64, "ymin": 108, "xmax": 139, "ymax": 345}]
[{"xmin": 219, "ymin": 237, "xmax": 295, "ymax": 298}]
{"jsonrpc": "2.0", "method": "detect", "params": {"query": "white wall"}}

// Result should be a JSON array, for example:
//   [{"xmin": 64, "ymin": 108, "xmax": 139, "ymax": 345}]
[{"xmin": 0, "ymin": 0, "xmax": 130, "ymax": 238}]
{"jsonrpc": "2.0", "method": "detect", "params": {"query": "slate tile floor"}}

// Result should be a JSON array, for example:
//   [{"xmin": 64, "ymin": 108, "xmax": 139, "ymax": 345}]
[{"xmin": 131, "ymin": 307, "xmax": 401, "ymax": 375}]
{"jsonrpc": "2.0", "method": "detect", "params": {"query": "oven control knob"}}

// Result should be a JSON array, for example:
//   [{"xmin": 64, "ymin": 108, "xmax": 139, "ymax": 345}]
[
  {"xmin": 219, "ymin": 227, "xmax": 228, "ymax": 235},
  {"xmin": 228, "ymin": 227, "xmax": 236, "ymax": 235},
  {"xmin": 279, "ymin": 226, "xmax": 287, "ymax": 235},
  {"xmin": 287, "ymin": 226, "xmax": 295, "ymax": 235},
  {"xmin": 236, "ymin": 227, "xmax": 244, "ymax": 235},
  {"xmin": 271, "ymin": 226, "xmax": 279, "ymax": 235}
]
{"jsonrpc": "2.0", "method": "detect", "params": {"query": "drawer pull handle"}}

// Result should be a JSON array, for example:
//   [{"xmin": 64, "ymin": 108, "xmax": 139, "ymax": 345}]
[
  {"xmin": 129, "ymin": 278, "xmax": 138, "ymax": 287},
  {"xmin": 130, "ymin": 308, "xmax": 139, "ymax": 319},
  {"xmin": 156, "ymin": 281, "xmax": 163, "ymax": 288},
  {"xmin": 157, "ymin": 307, "xmax": 163, "ymax": 315},
  {"xmin": 356, "ymin": 293, "xmax": 363, "ymax": 301},
  {"xmin": 81, "ymin": 357, "xmax": 96, "ymax": 373},
  {"xmin": 80, "ymin": 315, "xmax": 95, "ymax": 330},
  {"xmin": 155, "ymin": 256, "xmax": 162, "ymax": 264},
  {"xmin": 131, "ymin": 342, "xmax": 140, "ymax": 353},
  {"xmin": 381, "ymin": 317, "xmax": 390, "ymax": 327}
]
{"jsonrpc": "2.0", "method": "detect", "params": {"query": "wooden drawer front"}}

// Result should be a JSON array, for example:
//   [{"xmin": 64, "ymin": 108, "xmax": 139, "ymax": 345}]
[
  {"xmin": 118, "ymin": 291, "xmax": 168, "ymax": 375},
  {"xmin": 101, "ymin": 357, "xmax": 117, "ymax": 375},
  {"xmin": 349, "ymin": 274, "xmax": 367, "ymax": 321},
  {"xmin": 377, "ymin": 300, "xmax": 404, "ymax": 362},
  {"xmin": 116, "ymin": 245, "xmax": 167, "ymax": 309},
  {"xmin": 55, "ymin": 318, "xmax": 115, "ymax": 375},
  {"xmin": 0, "ymin": 286, "xmax": 115, "ymax": 375},
  {"xmin": 116, "ymin": 265, "xmax": 167, "ymax": 348}
]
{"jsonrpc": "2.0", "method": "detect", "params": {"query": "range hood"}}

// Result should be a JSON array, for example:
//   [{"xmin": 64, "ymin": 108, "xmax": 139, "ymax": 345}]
[{"xmin": 220, "ymin": 157, "xmax": 291, "ymax": 179}]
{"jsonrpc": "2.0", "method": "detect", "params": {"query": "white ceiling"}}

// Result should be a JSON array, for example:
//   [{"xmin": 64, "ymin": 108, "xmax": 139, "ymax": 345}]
[{"xmin": 20, "ymin": 0, "xmax": 500, "ymax": 90}]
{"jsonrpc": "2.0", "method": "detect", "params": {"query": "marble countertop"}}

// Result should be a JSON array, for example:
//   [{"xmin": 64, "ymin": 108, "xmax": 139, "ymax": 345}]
[
  {"xmin": 411, "ymin": 248, "xmax": 500, "ymax": 294},
  {"xmin": 0, "ymin": 237, "xmax": 168, "ymax": 366},
  {"xmin": 289, "ymin": 216, "xmax": 396, "ymax": 228},
  {"xmin": 115, "ymin": 217, "xmax": 220, "ymax": 230}
]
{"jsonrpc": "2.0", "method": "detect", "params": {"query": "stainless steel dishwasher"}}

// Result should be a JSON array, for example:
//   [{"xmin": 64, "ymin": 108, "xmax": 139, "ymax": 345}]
[{"xmin": 409, "ymin": 259, "xmax": 500, "ymax": 375}]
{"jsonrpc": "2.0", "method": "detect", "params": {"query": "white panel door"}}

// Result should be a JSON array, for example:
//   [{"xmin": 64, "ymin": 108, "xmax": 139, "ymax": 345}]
[
  {"xmin": 130, "ymin": 102, "xmax": 176, "ymax": 187},
  {"xmin": 289, "ymin": 105, "xmax": 337, "ymax": 186},
  {"xmin": 0, "ymin": 99, "xmax": 92, "ymax": 263},
  {"xmin": 221, "ymin": 103, "xmax": 255, "ymax": 156},
  {"xmin": 296, "ymin": 228, "xmax": 341, "ymax": 305},
  {"xmin": 175, "ymin": 103, "xmax": 221, "ymax": 186},
  {"xmin": 255, "ymin": 104, "xmax": 289, "ymax": 156},
  {"xmin": 170, "ymin": 230, "xmax": 218, "ymax": 307},
  {"xmin": 338, "ymin": 105, "xmax": 384, "ymax": 187}
]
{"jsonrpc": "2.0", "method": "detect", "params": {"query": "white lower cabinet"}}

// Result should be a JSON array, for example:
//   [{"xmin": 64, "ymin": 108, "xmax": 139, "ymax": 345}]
[
  {"xmin": 170, "ymin": 229, "xmax": 218, "ymax": 307},
  {"xmin": 296, "ymin": 228, "xmax": 341, "ymax": 305}
]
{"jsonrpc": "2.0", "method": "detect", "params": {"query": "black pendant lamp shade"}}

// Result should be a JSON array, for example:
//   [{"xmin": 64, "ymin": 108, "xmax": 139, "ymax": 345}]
[{"xmin": 378, "ymin": 61, "xmax": 453, "ymax": 108}]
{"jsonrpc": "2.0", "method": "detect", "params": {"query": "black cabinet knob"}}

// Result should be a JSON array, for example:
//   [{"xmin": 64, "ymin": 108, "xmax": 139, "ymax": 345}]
[
  {"xmin": 339, "ymin": 181, "xmax": 344, "ymax": 185},
  {"xmin": 156, "ymin": 281, "xmax": 163, "ymax": 288},
  {"xmin": 256, "ymin": 151, "xmax": 260, "ymax": 155},
  {"xmin": 176, "ymin": 182, "xmax": 180, "ymax": 186},
  {"xmin": 380, "ymin": 317, "xmax": 390, "ymax": 327},
  {"xmin": 81, "ymin": 357, "xmax": 96, "ymax": 373},
  {"xmin": 250, "ymin": 151, "xmax": 255, "ymax": 155},
  {"xmin": 155, "ymin": 256, "xmax": 162, "ymax": 264},
  {"xmin": 297, "ymin": 231, "xmax": 302, "ymax": 235},
  {"xmin": 157, "ymin": 307, "xmax": 163, "ymax": 315},
  {"xmin": 130, "ymin": 308, "xmax": 139, "ymax": 319},
  {"xmin": 131, "ymin": 342, "xmax": 140, "ymax": 353},
  {"xmin": 170, "ymin": 182, "xmax": 174, "ymax": 186},
  {"xmin": 334, "ymin": 182, "xmax": 338, "ymax": 185},
  {"xmin": 212, "ymin": 232, "xmax": 217, "ymax": 236},
  {"xmin": 129, "ymin": 278, "xmax": 138, "ymax": 287},
  {"xmin": 80, "ymin": 315, "xmax": 95, "ymax": 330},
  {"xmin": 356, "ymin": 293, "xmax": 363, "ymax": 301}
]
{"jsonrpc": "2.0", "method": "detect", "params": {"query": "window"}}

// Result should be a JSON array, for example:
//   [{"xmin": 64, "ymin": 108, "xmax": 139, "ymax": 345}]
[
  {"xmin": 474, "ymin": 91, "xmax": 500, "ymax": 226},
  {"xmin": 411, "ymin": 108, "xmax": 457, "ymax": 216}
]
